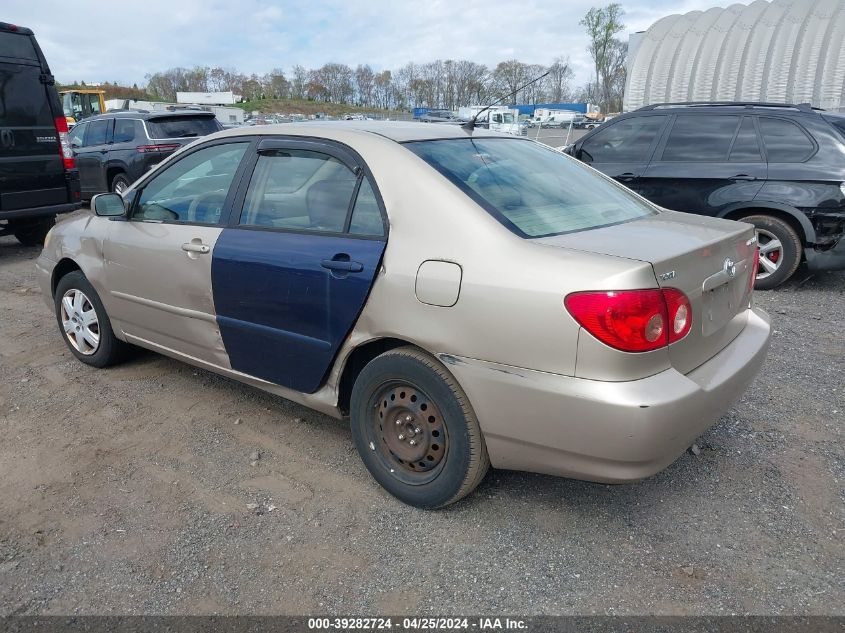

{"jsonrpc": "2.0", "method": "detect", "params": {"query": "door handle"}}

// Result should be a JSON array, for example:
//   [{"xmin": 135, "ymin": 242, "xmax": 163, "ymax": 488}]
[
  {"xmin": 321, "ymin": 258, "xmax": 364, "ymax": 273},
  {"xmin": 181, "ymin": 242, "xmax": 210, "ymax": 254},
  {"xmin": 729, "ymin": 174, "xmax": 757, "ymax": 181},
  {"xmin": 616, "ymin": 172, "xmax": 638, "ymax": 181}
]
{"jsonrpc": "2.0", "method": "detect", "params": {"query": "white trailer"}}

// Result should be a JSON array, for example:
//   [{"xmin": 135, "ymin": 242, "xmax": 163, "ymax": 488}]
[
  {"xmin": 458, "ymin": 106, "xmax": 523, "ymax": 135},
  {"xmin": 176, "ymin": 91, "xmax": 238, "ymax": 105}
]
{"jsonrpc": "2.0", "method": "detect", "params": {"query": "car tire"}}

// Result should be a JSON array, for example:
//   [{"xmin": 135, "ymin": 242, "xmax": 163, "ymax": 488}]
[
  {"xmin": 54, "ymin": 271, "xmax": 127, "ymax": 368},
  {"xmin": 110, "ymin": 173, "xmax": 131, "ymax": 195},
  {"xmin": 741, "ymin": 214, "xmax": 802, "ymax": 290},
  {"xmin": 350, "ymin": 346, "xmax": 490, "ymax": 509},
  {"xmin": 12, "ymin": 216, "xmax": 55, "ymax": 247}
]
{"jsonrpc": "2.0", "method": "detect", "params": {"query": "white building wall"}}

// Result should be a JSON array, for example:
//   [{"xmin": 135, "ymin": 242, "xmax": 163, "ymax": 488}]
[{"xmin": 624, "ymin": 0, "xmax": 845, "ymax": 111}]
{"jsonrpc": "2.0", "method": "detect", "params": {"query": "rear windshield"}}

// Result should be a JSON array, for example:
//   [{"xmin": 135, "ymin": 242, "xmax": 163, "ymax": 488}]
[
  {"xmin": 0, "ymin": 31, "xmax": 39, "ymax": 61},
  {"xmin": 406, "ymin": 138, "xmax": 656, "ymax": 238},
  {"xmin": 146, "ymin": 115, "xmax": 220, "ymax": 139},
  {"xmin": 0, "ymin": 62, "xmax": 52, "ymax": 126}
]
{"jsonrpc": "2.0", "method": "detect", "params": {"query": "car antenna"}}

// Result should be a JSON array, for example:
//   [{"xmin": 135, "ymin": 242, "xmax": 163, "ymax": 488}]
[{"xmin": 462, "ymin": 70, "xmax": 550, "ymax": 131}]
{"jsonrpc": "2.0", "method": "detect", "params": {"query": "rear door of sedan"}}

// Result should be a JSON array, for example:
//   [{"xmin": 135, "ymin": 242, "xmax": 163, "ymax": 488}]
[{"xmin": 211, "ymin": 137, "xmax": 387, "ymax": 394}]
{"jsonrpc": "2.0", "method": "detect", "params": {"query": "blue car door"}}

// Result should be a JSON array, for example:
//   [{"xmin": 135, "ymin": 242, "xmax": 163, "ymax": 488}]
[{"xmin": 211, "ymin": 138, "xmax": 388, "ymax": 393}]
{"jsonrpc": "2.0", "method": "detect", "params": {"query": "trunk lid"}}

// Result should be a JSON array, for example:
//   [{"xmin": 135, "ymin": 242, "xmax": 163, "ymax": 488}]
[{"xmin": 538, "ymin": 210, "xmax": 757, "ymax": 374}]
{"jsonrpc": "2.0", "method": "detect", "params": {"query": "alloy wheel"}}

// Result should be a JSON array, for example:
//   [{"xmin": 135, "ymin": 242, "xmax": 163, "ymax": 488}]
[{"xmin": 756, "ymin": 228, "xmax": 783, "ymax": 280}]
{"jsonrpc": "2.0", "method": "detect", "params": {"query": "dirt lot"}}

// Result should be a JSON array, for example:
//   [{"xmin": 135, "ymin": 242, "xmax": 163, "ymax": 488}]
[{"xmin": 0, "ymin": 233, "xmax": 842, "ymax": 616}]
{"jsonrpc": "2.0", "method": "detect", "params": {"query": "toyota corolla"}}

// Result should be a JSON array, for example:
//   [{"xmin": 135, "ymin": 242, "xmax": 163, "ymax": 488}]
[{"xmin": 37, "ymin": 122, "xmax": 771, "ymax": 508}]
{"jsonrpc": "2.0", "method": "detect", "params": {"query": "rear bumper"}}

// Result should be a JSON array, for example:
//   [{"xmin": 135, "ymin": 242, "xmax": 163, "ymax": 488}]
[
  {"xmin": 805, "ymin": 239, "xmax": 845, "ymax": 272},
  {"xmin": 0, "ymin": 202, "xmax": 80, "ymax": 221},
  {"xmin": 441, "ymin": 307, "xmax": 771, "ymax": 483}
]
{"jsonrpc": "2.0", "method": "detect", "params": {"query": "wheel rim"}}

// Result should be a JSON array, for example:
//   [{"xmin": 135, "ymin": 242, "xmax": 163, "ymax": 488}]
[
  {"xmin": 60, "ymin": 289, "xmax": 100, "ymax": 355},
  {"xmin": 113, "ymin": 180, "xmax": 126, "ymax": 194},
  {"xmin": 368, "ymin": 382, "xmax": 449, "ymax": 485},
  {"xmin": 756, "ymin": 228, "xmax": 783, "ymax": 280}
]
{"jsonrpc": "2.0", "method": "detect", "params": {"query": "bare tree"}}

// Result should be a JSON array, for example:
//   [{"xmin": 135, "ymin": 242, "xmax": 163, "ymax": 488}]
[
  {"xmin": 581, "ymin": 3, "xmax": 626, "ymax": 113},
  {"xmin": 545, "ymin": 57, "xmax": 574, "ymax": 103},
  {"xmin": 289, "ymin": 65, "xmax": 309, "ymax": 100},
  {"xmin": 354, "ymin": 64, "xmax": 375, "ymax": 107}
]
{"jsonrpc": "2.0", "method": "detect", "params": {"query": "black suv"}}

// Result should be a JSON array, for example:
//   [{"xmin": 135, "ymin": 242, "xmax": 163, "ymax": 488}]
[
  {"xmin": 68, "ymin": 110, "xmax": 221, "ymax": 197},
  {"xmin": 565, "ymin": 102, "xmax": 845, "ymax": 288},
  {"xmin": 0, "ymin": 22, "xmax": 80, "ymax": 245}
]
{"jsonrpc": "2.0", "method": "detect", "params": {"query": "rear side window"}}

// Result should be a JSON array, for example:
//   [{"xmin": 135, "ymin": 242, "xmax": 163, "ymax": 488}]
[
  {"xmin": 240, "ymin": 150, "xmax": 358, "ymax": 232},
  {"xmin": 0, "ymin": 32, "xmax": 38, "ymax": 60},
  {"xmin": 113, "ymin": 119, "xmax": 136, "ymax": 143},
  {"xmin": 760, "ymin": 117, "xmax": 815, "ymax": 162},
  {"xmin": 407, "ymin": 138, "xmax": 656, "ymax": 238},
  {"xmin": 84, "ymin": 119, "xmax": 109, "ymax": 146},
  {"xmin": 0, "ymin": 63, "xmax": 53, "ymax": 126},
  {"xmin": 580, "ymin": 116, "xmax": 665, "ymax": 163},
  {"xmin": 146, "ymin": 116, "xmax": 220, "ymax": 139},
  {"xmin": 729, "ymin": 117, "xmax": 762, "ymax": 161},
  {"xmin": 661, "ymin": 115, "xmax": 739, "ymax": 162}
]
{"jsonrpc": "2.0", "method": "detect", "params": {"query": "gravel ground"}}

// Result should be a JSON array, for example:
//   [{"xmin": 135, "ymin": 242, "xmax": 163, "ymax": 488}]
[{"xmin": 0, "ymin": 234, "xmax": 842, "ymax": 616}]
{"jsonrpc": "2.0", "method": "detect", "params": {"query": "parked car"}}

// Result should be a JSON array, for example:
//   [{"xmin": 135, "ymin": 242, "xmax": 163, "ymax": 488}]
[
  {"xmin": 565, "ymin": 102, "xmax": 845, "ymax": 288},
  {"xmin": 67, "ymin": 110, "xmax": 221, "ymax": 198},
  {"xmin": 37, "ymin": 122, "xmax": 771, "ymax": 508},
  {"xmin": 0, "ymin": 21, "xmax": 80, "ymax": 245},
  {"xmin": 419, "ymin": 110, "xmax": 461, "ymax": 123}
]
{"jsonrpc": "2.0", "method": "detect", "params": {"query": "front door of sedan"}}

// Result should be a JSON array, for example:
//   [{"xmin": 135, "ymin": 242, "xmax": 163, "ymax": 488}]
[
  {"xmin": 638, "ymin": 114, "xmax": 767, "ymax": 215},
  {"xmin": 102, "ymin": 140, "xmax": 251, "ymax": 366},
  {"xmin": 212, "ymin": 139, "xmax": 387, "ymax": 394},
  {"xmin": 575, "ymin": 114, "xmax": 668, "ymax": 195}
]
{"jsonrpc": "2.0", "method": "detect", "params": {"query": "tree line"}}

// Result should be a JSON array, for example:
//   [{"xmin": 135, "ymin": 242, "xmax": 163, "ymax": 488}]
[{"xmin": 73, "ymin": 3, "xmax": 628, "ymax": 114}]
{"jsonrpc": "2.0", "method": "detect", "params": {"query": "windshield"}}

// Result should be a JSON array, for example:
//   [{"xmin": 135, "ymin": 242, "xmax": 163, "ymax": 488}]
[
  {"xmin": 406, "ymin": 138, "xmax": 656, "ymax": 238},
  {"xmin": 146, "ymin": 115, "xmax": 220, "ymax": 139}
]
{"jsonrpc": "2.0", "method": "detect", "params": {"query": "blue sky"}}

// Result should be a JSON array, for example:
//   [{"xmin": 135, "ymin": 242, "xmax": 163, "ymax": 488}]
[{"xmin": 5, "ymin": 0, "xmax": 754, "ymax": 88}]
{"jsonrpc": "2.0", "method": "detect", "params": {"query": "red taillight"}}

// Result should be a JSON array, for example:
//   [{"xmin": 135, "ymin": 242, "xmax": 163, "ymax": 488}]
[
  {"xmin": 136, "ymin": 144, "xmax": 180, "ymax": 153},
  {"xmin": 54, "ymin": 116, "xmax": 75, "ymax": 169},
  {"xmin": 748, "ymin": 247, "xmax": 759, "ymax": 293},
  {"xmin": 564, "ymin": 288, "xmax": 692, "ymax": 353},
  {"xmin": 662, "ymin": 287, "xmax": 692, "ymax": 343}
]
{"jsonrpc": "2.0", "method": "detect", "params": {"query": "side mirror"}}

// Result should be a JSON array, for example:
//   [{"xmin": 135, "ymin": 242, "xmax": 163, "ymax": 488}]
[{"xmin": 92, "ymin": 192, "xmax": 126, "ymax": 217}]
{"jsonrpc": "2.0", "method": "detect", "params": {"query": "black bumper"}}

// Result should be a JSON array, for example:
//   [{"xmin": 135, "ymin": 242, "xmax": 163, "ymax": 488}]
[{"xmin": 0, "ymin": 201, "xmax": 81, "ymax": 221}]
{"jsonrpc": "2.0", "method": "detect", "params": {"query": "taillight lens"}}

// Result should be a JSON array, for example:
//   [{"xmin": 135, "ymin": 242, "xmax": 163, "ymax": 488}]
[
  {"xmin": 662, "ymin": 288, "xmax": 692, "ymax": 343},
  {"xmin": 54, "ymin": 116, "xmax": 75, "ymax": 169},
  {"xmin": 136, "ymin": 144, "xmax": 180, "ymax": 153},
  {"xmin": 564, "ymin": 288, "xmax": 692, "ymax": 353},
  {"xmin": 748, "ymin": 247, "xmax": 759, "ymax": 293}
]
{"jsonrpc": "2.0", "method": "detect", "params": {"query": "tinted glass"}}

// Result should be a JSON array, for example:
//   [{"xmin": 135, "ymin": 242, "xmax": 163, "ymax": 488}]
[
  {"xmin": 113, "ymin": 118, "xmax": 136, "ymax": 143},
  {"xmin": 407, "ymin": 138, "xmax": 655, "ymax": 238},
  {"xmin": 146, "ymin": 115, "xmax": 220, "ymax": 139},
  {"xmin": 826, "ymin": 116, "xmax": 845, "ymax": 140},
  {"xmin": 240, "ymin": 150, "xmax": 357, "ymax": 232},
  {"xmin": 661, "ymin": 115, "xmax": 739, "ymax": 162},
  {"xmin": 135, "ymin": 142, "xmax": 248, "ymax": 223},
  {"xmin": 580, "ymin": 116, "xmax": 665, "ymax": 163},
  {"xmin": 68, "ymin": 123, "xmax": 85, "ymax": 148},
  {"xmin": 349, "ymin": 179, "xmax": 384, "ymax": 236},
  {"xmin": 84, "ymin": 119, "xmax": 109, "ymax": 146},
  {"xmin": 0, "ymin": 32, "xmax": 39, "ymax": 60},
  {"xmin": 729, "ymin": 117, "xmax": 762, "ymax": 161},
  {"xmin": 0, "ymin": 63, "xmax": 52, "ymax": 126},
  {"xmin": 760, "ymin": 117, "xmax": 814, "ymax": 162}
]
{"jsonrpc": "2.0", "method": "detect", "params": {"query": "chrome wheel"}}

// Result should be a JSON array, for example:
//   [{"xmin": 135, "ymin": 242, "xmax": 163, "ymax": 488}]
[
  {"xmin": 60, "ymin": 289, "xmax": 100, "ymax": 355},
  {"xmin": 370, "ymin": 383, "xmax": 449, "ymax": 485},
  {"xmin": 756, "ymin": 228, "xmax": 783, "ymax": 280},
  {"xmin": 113, "ymin": 179, "xmax": 127, "ymax": 194}
]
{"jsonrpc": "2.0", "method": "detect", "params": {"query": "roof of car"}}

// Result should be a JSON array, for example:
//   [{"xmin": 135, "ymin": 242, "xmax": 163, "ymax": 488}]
[
  {"xmin": 214, "ymin": 120, "xmax": 507, "ymax": 143},
  {"xmin": 82, "ymin": 110, "xmax": 217, "ymax": 122}
]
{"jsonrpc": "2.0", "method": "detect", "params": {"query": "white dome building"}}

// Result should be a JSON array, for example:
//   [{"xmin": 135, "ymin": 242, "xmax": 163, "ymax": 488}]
[{"xmin": 623, "ymin": 0, "xmax": 845, "ymax": 111}]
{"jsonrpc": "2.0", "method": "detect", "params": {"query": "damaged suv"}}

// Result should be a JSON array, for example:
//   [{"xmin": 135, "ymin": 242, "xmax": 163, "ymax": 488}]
[{"xmin": 565, "ymin": 102, "xmax": 845, "ymax": 288}]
